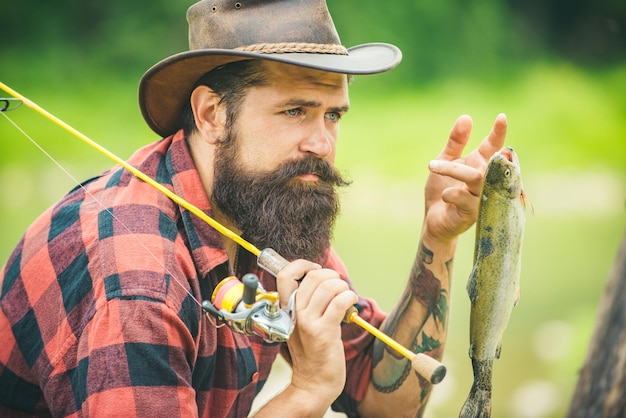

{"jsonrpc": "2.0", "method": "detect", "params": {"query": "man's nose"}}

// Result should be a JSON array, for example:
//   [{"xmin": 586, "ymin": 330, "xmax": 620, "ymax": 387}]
[{"xmin": 299, "ymin": 120, "xmax": 333, "ymax": 158}]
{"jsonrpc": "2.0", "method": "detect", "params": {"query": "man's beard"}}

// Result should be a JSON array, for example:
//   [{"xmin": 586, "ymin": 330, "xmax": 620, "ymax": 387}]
[{"xmin": 212, "ymin": 134, "xmax": 350, "ymax": 262}]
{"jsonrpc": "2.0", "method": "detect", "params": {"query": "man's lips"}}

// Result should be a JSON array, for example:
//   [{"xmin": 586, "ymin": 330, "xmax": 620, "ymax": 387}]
[{"xmin": 297, "ymin": 173, "xmax": 320, "ymax": 181}]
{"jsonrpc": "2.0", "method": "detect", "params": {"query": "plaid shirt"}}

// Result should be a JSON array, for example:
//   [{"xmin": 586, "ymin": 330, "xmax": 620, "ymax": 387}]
[{"xmin": 0, "ymin": 131, "xmax": 386, "ymax": 417}]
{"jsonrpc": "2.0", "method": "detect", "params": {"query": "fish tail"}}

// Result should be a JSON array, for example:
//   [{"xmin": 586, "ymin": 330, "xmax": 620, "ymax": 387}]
[{"xmin": 459, "ymin": 359, "xmax": 493, "ymax": 418}]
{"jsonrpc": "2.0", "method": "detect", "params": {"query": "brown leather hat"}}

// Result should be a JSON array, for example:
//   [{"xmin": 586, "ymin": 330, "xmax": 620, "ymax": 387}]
[{"xmin": 138, "ymin": 0, "xmax": 402, "ymax": 137}]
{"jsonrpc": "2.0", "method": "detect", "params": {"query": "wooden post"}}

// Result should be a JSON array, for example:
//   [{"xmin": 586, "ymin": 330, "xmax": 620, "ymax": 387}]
[{"xmin": 567, "ymin": 230, "xmax": 626, "ymax": 418}]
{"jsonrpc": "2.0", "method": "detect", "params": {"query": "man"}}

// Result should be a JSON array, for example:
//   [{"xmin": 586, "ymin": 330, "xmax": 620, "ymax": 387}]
[{"xmin": 0, "ymin": 0, "xmax": 507, "ymax": 416}]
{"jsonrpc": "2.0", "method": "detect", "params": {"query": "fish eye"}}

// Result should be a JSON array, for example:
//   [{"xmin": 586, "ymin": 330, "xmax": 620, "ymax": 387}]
[{"xmin": 504, "ymin": 169, "xmax": 511, "ymax": 177}]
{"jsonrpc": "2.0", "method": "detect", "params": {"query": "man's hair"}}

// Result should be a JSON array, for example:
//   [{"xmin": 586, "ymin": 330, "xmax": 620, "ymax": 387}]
[{"xmin": 181, "ymin": 59, "xmax": 268, "ymax": 138}]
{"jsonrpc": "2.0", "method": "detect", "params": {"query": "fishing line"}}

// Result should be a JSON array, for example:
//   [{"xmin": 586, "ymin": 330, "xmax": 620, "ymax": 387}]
[
  {"xmin": 0, "ymin": 101, "xmax": 205, "ymax": 310},
  {"xmin": 0, "ymin": 82, "xmax": 261, "ymax": 257}
]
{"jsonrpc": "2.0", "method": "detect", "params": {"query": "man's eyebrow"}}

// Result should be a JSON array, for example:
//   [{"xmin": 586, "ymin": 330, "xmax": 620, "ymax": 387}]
[{"xmin": 281, "ymin": 99, "xmax": 350, "ymax": 113}]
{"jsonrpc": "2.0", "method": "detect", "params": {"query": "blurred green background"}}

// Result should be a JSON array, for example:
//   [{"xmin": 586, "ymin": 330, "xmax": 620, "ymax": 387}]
[{"xmin": 1, "ymin": 1, "xmax": 625, "ymax": 417}]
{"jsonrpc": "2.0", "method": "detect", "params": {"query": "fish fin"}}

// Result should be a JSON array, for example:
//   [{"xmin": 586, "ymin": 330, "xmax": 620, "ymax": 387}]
[
  {"xmin": 521, "ymin": 188, "xmax": 534, "ymax": 215},
  {"xmin": 459, "ymin": 386, "xmax": 493, "ymax": 418},
  {"xmin": 495, "ymin": 341, "xmax": 502, "ymax": 359},
  {"xmin": 459, "ymin": 359, "xmax": 493, "ymax": 418},
  {"xmin": 467, "ymin": 265, "xmax": 478, "ymax": 304}
]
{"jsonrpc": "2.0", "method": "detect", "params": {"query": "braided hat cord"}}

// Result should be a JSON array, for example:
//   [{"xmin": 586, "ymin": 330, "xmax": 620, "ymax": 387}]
[{"xmin": 236, "ymin": 42, "xmax": 349, "ymax": 55}]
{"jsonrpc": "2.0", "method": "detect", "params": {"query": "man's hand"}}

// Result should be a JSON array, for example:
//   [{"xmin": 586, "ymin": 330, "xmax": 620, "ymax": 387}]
[
  {"xmin": 271, "ymin": 260, "xmax": 358, "ymax": 414},
  {"xmin": 423, "ymin": 113, "xmax": 508, "ymax": 245}
]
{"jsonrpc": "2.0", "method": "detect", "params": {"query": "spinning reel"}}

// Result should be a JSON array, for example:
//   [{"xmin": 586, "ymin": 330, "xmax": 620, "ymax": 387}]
[{"xmin": 202, "ymin": 273, "xmax": 295, "ymax": 343}]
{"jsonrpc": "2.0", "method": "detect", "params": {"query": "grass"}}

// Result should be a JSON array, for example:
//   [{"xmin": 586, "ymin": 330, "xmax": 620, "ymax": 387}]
[{"xmin": 1, "ymin": 61, "xmax": 626, "ymax": 417}]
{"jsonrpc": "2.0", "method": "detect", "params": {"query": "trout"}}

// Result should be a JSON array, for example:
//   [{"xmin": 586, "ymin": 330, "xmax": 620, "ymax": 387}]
[{"xmin": 459, "ymin": 147, "xmax": 528, "ymax": 418}]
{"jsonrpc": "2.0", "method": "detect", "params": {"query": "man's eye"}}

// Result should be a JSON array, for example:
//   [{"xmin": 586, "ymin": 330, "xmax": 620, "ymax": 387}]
[
  {"xmin": 285, "ymin": 108, "xmax": 302, "ymax": 117},
  {"xmin": 326, "ymin": 112, "xmax": 341, "ymax": 122}
]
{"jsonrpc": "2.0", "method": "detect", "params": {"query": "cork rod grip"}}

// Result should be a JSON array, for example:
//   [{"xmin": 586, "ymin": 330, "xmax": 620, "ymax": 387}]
[
  {"xmin": 257, "ymin": 248, "xmax": 290, "ymax": 276},
  {"xmin": 411, "ymin": 353, "xmax": 447, "ymax": 385}
]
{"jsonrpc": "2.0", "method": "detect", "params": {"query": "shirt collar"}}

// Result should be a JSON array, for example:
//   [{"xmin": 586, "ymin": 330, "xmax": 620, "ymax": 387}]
[{"xmin": 166, "ymin": 130, "xmax": 229, "ymax": 277}]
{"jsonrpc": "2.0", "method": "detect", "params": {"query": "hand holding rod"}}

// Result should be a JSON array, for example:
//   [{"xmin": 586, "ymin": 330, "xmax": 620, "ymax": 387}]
[{"xmin": 257, "ymin": 248, "xmax": 447, "ymax": 385}]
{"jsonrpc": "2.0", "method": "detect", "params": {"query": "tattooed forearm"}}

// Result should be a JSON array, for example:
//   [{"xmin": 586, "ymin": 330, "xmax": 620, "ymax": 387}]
[{"xmin": 371, "ymin": 244, "xmax": 453, "ymax": 394}]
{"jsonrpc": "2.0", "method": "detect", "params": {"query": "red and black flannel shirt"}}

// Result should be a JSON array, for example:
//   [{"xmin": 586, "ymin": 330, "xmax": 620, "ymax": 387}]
[{"xmin": 0, "ymin": 131, "xmax": 386, "ymax": 417}]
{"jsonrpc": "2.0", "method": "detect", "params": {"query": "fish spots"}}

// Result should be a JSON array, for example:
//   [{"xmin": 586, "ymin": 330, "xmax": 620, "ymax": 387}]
[
  {"xmin": 479, "ymin": 228, "xmax": 494, "ymax": 259},
  {"xmin": 479, "ymin": 237, "xmax": 493, "ymax": 256}
]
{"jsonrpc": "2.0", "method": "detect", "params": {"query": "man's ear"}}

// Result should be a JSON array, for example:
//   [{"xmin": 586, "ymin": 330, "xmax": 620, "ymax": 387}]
[{"xmin": 190, "ymin": 86, "xmax": 227, "ymax": 144}]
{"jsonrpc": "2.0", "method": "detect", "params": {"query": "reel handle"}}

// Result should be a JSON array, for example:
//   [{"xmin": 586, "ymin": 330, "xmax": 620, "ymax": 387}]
[{"xmin": 242, "ymin": 273, "xmax": 259, "ymax": 306}]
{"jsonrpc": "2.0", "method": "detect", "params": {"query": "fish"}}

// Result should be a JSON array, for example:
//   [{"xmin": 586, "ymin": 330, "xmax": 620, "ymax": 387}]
[{"xmin": 459, "ymin": 146, "xmax": 529, "ymax": 418}]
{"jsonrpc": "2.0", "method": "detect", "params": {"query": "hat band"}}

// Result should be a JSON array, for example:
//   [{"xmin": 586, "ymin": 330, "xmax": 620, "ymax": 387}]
[{"xmin": 235, "ymin": 42, "xmax": 349, "ymax": 55}]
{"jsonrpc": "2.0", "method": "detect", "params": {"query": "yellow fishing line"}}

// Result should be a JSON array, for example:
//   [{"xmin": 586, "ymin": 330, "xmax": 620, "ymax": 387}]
[{"xmin": 0, "ymin": 82, "xmax": 261, "ymax": 257}]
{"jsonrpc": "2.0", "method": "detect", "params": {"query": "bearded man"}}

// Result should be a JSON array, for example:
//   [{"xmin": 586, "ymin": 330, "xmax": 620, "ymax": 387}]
[{"xmin": 0, "ymin": 0, "xmax": 507, "ymax": 416}]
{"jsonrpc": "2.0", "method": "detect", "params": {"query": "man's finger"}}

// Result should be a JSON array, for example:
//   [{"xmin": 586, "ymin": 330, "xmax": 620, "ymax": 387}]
[
  {"xmin": 428, "ymin": 160, "xmax": 483, "ymax": 196},
  {"xmin": 300, "ymin": 277, "xmax": 352, "ymax": 320},
  {"xmin": 441, "ymin": 187, "xmax": 479, "ymax": 217},
  {"xmin": 438, "ymin": 115, "xmax": 473, "ymax": 161},
  {"xmin": 276, "ymin": 259, "xmax": 322, "ymax": 308},
  {"xmin": 477, "ymin": 113, "xmax": 508, "ymax": 161}
]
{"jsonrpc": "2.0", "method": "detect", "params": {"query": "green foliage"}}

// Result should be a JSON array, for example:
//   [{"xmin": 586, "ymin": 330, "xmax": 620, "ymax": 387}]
[
  {"xmin": 329, "ymin": 0, "xmax": 529, "ymax": 85},
  {"xmin": 336, "ymin": 62, "xmax": 626, "ymax": 183},
  {"xmin": 2, "ymin": 0, "xmax": 624, "ymax": 86}
]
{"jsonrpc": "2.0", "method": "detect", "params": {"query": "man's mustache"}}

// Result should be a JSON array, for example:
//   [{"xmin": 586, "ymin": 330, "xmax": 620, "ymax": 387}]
[{"xmin": 271, "ymin": 156, "xmax": 350, "ymax": 186}]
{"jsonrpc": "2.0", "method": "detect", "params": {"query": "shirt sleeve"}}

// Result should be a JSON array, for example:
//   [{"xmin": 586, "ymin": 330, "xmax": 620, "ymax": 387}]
[
  {"xmin": 38, "ymin": 197, "xmax": 204, "ymax": 417},
  {"xmin": 44, "ymin": 296, "xmax": 200, "ymax": 417}
]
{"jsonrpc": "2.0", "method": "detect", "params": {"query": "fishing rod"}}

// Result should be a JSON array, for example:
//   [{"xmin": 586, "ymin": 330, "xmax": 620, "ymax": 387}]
[{"xmin": 0, "ymin": 82, "xmax": 446, "ymax": 385}]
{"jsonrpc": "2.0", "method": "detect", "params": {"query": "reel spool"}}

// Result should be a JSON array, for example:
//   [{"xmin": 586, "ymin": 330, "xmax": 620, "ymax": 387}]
[{"xmin": 202, "ymin": 274, "xmax": 295, "ymax": 343}]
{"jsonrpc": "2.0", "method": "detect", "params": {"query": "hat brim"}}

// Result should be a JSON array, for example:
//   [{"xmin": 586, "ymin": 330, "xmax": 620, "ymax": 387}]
[{"xmin": 139, "ymin": 42, "xmax": 402, "ymax": 137}]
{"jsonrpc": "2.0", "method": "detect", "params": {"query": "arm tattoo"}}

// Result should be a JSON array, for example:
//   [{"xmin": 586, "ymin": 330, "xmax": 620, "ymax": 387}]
[
  {"xmin": 419, "ymin": 244, "xmax": 434, "ymax": 264},
  {"xmin": 371, "ymin": 244, "xmax": 451, "ymax": 394},
  {"xmin": 411, "ymin": 244, "xmax": 451, "ymax": 328}
]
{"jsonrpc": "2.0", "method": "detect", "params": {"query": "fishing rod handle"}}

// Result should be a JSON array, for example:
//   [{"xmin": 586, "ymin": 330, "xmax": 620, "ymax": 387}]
[
  {"xmin": 257, "ymin": 248, "xmax": 290, "ymax": 276},
  {"xmin": 412, "ymin": 353, "xmax": 447, "ymax": 385}
]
